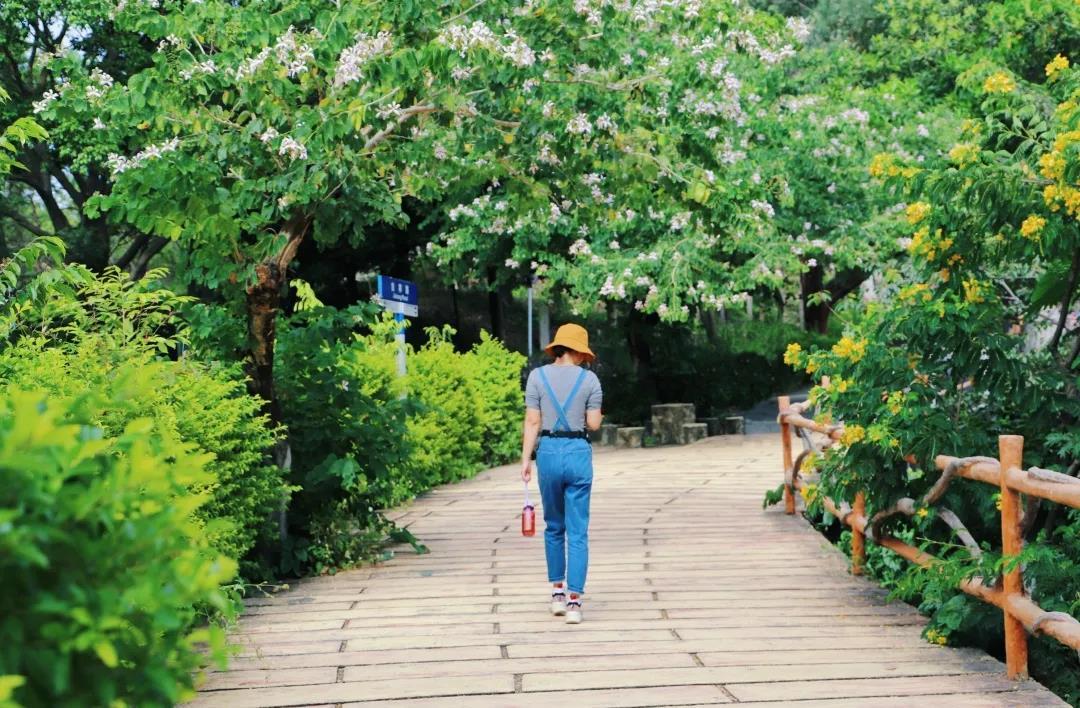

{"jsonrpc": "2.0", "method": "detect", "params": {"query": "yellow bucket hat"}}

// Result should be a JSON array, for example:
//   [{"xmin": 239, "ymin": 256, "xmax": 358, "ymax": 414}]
[{"xmin": 544, "ymin": 323, "xmax": 595, "ymax": 362}]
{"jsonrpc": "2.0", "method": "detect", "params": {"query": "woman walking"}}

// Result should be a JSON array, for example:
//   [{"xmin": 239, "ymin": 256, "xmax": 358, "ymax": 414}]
[{"xmin": 520, "ymin": 323, "xmax": 603, "ymax": 624}]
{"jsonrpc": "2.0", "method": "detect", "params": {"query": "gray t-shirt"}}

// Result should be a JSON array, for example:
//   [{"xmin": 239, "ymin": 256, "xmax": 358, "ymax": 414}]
[{"xmin": 525, "ymin": 365, "xmax": 602, "ymax": 431}]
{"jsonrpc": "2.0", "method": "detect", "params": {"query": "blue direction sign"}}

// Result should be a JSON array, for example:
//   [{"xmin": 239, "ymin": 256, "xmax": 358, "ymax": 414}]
[{"xmin": 376, "ymin": 275, "xmax": 419, "ymax": 317}]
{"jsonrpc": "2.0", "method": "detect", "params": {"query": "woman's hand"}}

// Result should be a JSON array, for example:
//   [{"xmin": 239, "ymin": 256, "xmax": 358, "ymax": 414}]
[{"xmin": 521, "ymin": 459, "xmax": 532, "ymax": 483}]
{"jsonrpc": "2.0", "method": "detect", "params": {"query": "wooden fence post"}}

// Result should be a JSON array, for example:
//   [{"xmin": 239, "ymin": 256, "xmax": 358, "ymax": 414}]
[
  {"xmin": 852, "ymin": 491, "xmax": 866, "ymax": 575},
  {"xmin": 778, "ymin": 395, "xmax": 794, "ymax": 515},
  {"xmin": 999, "ymin": 434, "xmax": 1028, "ymax": 680}
]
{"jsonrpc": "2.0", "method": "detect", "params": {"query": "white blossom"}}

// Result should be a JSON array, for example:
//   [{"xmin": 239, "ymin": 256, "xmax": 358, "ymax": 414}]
[
  {"xmin": 566, "ymin": 113, "xmax": 592, "ymax": 135},
  {"xmin": 32, "ymin": 90, "xmax": 59, "ymax": 114},
  {"xmin": 569, "ymin": 239, "xmax": 592, "ymax": 256},
  {"xmin": 500, "ymin": 33, "xmax": 536, "ymax": 67},
  {"xmin": 278, "ymin": 136, "xmax": 308, "ymax": 161},
  {"xmin": 439, "ymin": 21, "xmax": 497, "ymax": 55},
  {"xmin": 786, "ymin": 17, "xmax": 812, "ymax": 43},
  {"xmin": 751, "ymin": 199, "xmax": 775, "ymax": 218},
  {"xmin": 106, "ymin": 137, "xmax": 180, "ymax": 178},
  {"xmin": 334, "ymin": 31, "xmax": 393, "ymax": 87},
  {"xmin": 377, "ymin": 103, "xmax": 403, "ymax": 121}
]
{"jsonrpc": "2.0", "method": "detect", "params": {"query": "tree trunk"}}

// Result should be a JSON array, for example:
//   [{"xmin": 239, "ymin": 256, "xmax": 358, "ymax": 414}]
[
  {"xmin": 487, "ymin": 267, "xmax": 505, "ymax": 340},
  {"xmin": 801, "ymin": 264, "xmax": 829, "ymax": 334},
  {"xmin": 700, "ymin": 308, "xmax": 717, "ymax": 343},
  {"xmin": 246, "ymin": 262, "xmax": 284, "ymax": 422},
  {"xmin": 626, "ymin": 308, "xmax": 657, "ymax": 411},
  {"xmin": 243, "ymin": 216, "xmax": 310, "ymax": 427}
]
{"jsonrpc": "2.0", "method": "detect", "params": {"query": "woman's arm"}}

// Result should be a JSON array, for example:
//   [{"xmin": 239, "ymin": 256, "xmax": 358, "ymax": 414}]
[
  {"xmin": 520, "ymin": 408, "xmax": 542, "ymax": 481},
  {"xmin": 585, "ymin": 409, "xmax": 603, "ymax": 431}
]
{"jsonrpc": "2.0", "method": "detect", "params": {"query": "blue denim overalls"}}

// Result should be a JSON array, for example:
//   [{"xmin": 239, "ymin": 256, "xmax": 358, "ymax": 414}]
[{"xmin": 536, "ymin": 367, "xmax": 593, "ymax": 595}]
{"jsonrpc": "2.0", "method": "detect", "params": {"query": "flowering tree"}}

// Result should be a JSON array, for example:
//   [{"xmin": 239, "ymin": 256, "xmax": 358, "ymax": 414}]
[
  {"xmin": 732, "ymin": 45, "xmax": 955, "ymax": 332},
  {"xmin": 783, "ymin": 53, "xmax": 1080, "ymax": 696},
  {"xmin": 429, "ymin": 3, "xmax": 811, "ymax": 323},
  {"xmin": 0, "ymin": 0, "xmax": 162, "ymax": 270},
  {"xmin": 41, "ymin": 0, "xmax": 808, "ymax": 419}
]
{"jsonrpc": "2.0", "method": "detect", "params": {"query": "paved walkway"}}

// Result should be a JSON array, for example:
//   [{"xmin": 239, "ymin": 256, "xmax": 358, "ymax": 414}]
[{"xmin": 193, "ymin": 435, "xmax": 1066, "ymax": 707}]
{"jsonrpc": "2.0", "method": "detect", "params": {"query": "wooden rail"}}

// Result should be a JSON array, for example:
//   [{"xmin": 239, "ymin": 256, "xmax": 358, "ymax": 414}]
[{"xmin": 777, "ymin": 394, "xmax": 1080, "ymax": 680}]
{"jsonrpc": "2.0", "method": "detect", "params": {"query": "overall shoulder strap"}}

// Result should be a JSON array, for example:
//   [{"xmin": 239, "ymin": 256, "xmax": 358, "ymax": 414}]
[
  {"xmin": 559, "ymin": 368, "xmax": 589, "ymax": 420},
  {"xmin": 537, "ymin": 366, "xmax": 572, "ymax": 431}
]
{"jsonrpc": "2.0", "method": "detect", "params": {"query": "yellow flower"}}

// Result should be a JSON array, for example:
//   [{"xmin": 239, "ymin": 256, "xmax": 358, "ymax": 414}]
[
  {"xmin": 926, "ymin": 629, "xmax": 949, "ymax": 646},
  {"xmin": 906, "ymin": 201, "xmax": 931, "ymax": 225},
  {"xmin": 948, "ymin": 143, "xmax": 980, "ymax": 166},
  {"xmin": 886, "ymin": 390, "xmax": 906, "ymax": 415},
  {"xmin": 917, "ymin": 508, "xmax": 929, "ymax": 518},
  {"xmin": 899, "ymin": 282, "xmax": 933, "ymax": 303},
  {"xmin": 962, "ymin": 277, "xmax": 986, "ymax": 304},
  {"xmin": 983, "ymin": 71, "xmax": 1016, "ymax": 94},
  {"xmin": 806, "ymin": 360, "xmax": 818, "ymax": 374},
  {"xmin": 1045, "ymin": 184, "xmax": 1061, "ymax": 211},
  {"xmin": 1039, "ymin": 151, "xmax": 1066, "ymax": 180},
  {"xmin": 1047, "ymin": 54, "xmax": 1070, "ymax": 80},
  {"xmin": 1020, "ymin": 215, "xmax": 1046, "ymax": 240},
  {"xmin": 783, "ymin": 342, "xmax": 803, "ymax": 366},
  {"xmin": 832, "ymin": 336, "xmax": 868, "ymax": 363},
  {"xmin": 960, "ymin": 119, "xmax": 982, "ymax": 137},
  {"xmin": 840, "ymin": 424, "xmax": 866, "ymax": 446},
  {"xmin": 1053, "ymin": 130, "xmax": 1080, "ymax": 154},
  {"xmin": 1058, "ymin": 99, "xmax": 1079, "ymax": 121},
  {"xmin": 835, "ymin": 378, "xmax": 850, "ymax": 393},
  {"xmin": 1064, "ymin": 186, "xmax": 1080, "ymax": 217}
]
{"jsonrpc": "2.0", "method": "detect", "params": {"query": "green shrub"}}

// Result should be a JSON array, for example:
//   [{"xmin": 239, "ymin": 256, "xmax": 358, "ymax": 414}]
[
  {"xmin": 275, "ymin": 311, "xmax": 523, "ymax": 575},
  {"xmin": 407, "ymin": 327, "xmax": 484, "ymax": 486},
  {"xmin": 464, "ymin": 331, "xmax": 527, "ymax": 466},
  {"xmin": 276, "ymin": 306, "xmax": 413, "ymax": 575},
  {"xmin": 0, "ymin": 265, "xmax": 285, "ymax": 574},
  {"xmin": 0, "ymin": 374, "xmax": 235, "ymax": 707}
]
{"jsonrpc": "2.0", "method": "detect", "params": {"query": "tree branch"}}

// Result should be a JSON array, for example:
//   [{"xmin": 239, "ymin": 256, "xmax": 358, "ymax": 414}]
[
  {"xmin": 1049, "ymin": 247, "xmax": 1080, "ymax": 354},
  {"xmin": 0, "ymin": 208, "xmax": 50, "ymax": 237},
  {"xmin": 114, "ymin": 233, "xmax": 151, "ymax": 270},
  {"xmin": 363, "ymin": 104, "xmax": 438, "ymax": 151},
  {"xmin": 127, "ymin": 236, "xmax": 169, "ymax": 279},
  {"xmin": 936, "ymin": 507, "xmax": 982, "ymax": 559}
]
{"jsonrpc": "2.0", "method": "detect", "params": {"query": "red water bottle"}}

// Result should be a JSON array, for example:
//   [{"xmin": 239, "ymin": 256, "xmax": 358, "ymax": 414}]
[{"xmin": 522, "ymin": 484, "xmax": 536, "ymax": 537}]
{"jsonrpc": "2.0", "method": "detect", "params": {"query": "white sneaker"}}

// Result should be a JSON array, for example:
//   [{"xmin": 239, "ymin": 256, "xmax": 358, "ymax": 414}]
[
  {"xmin": 550, "ymin": 592, "xmax": 567, "ymax": 616},
  {"xmin": 565, "ymin": 600, "xmax": 582, "ymax": 624}
]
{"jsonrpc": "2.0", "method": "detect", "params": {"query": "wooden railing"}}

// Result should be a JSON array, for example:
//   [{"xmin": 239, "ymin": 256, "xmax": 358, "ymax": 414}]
[{"xmin": 777, "ymin": 394, "xmax": 1080, "ymax": 679}]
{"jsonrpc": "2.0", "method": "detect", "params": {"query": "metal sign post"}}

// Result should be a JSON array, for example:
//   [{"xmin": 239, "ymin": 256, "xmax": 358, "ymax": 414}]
[
  {"xmin": 375, "ymin": 275, "xmax": 419, "ymax": 383},
  {"xmin": 526, "ymin": 277, "xmax": 534, "ymax": 357}
]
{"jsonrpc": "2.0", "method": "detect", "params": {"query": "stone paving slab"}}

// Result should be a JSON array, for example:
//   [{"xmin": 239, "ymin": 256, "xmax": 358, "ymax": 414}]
[{"xmin": 193, "ymin": 435, "xmax": 1067, "ymax": 707}]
